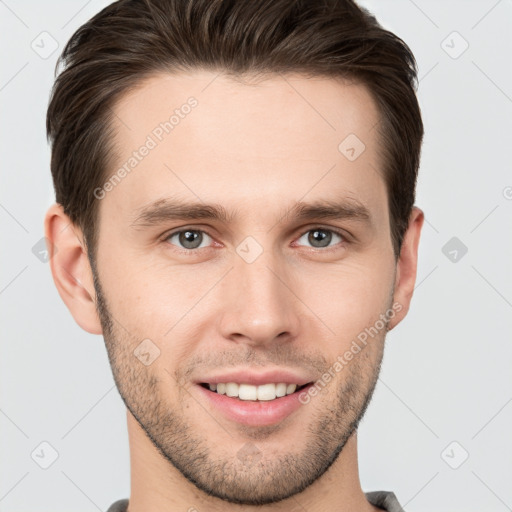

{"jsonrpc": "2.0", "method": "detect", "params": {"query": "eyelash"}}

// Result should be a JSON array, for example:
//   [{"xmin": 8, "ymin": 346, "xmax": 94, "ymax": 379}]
[{"xmin": 161, "ymin": 226, "xmax": 349, "ymax": 254}]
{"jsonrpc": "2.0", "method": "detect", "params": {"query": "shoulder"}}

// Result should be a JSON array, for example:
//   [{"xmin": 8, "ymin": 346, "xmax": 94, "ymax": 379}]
[
  {"xmin": 106, "ymin": 498, "xmax": 129, "ymax": 512},
  {"xmin": 365, "ymin": 490, "xmax": 405, "ymax": 512}
]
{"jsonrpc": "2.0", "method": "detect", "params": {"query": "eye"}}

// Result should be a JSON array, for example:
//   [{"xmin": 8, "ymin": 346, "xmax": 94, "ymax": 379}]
[
  {"xmin": 295, "ymin": 227, "xmax": 345, "ymax": 250},
  {"xmin": 162, "ymin": 226, "xmax": 347, "ymax": 254},
  {"xmin": 165, "ymin": 229, "xmax": 213, "ymax": 251}
]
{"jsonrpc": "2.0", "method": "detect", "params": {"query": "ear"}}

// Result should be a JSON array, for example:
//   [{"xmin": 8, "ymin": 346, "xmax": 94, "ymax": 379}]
[
  {"xmin": 388, "ymin": 206, "xmax": 424, "ymax": 331},
  {"xmin": 44, "ymin": 203, "xmax": 103, "ymax": 335}
]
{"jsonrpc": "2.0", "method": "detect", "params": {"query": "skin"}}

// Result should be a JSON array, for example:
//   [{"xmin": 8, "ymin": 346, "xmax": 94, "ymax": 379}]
[{"xmin": 45, "ymin": 70, "xmax": 423, "ymax": 512}]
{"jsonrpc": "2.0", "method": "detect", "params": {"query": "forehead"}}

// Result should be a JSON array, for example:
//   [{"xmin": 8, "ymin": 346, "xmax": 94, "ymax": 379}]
[{"xmin": 104, "ymin": 70, "xmax": 387, "ymax": 223}]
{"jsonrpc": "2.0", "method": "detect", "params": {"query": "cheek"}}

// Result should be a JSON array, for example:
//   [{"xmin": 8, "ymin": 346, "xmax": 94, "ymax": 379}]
[
  {"xmin": 98, "ymin": 263, "xmax": 217, "ymax": 381},
  {"xmin": 95, "ymin": 244, "xmax": 191, "ymax": 331},
  {"xmin": 299, "ymin": 261, "xmax": 393, "ymax": 326},
  {"xmin": 294, "ymin": 263, "xmax": 393, "ymax": 372}
]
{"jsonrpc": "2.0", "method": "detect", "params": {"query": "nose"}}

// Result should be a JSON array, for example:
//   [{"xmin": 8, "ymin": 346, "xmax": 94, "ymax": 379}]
[{"xmin": 217, "ymin": 249, "xmax": 301, "ymax": 348}]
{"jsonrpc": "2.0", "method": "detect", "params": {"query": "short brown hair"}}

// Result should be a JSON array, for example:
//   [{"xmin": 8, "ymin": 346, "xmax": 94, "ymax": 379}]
[{"xmin": 46, "ymin": 0, "xmax": 423, "ymax": 261}]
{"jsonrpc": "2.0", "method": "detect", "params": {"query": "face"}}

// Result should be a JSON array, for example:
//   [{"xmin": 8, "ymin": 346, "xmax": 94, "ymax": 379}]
[{"xmin": 89, "ymin": 71, "xmax": 399, "ymax": 505}]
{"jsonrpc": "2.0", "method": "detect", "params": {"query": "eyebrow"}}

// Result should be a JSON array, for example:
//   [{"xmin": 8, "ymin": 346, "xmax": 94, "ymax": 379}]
[{"xmin": 130, "ymin": 196, "xmax": 372, "ymax": 229}]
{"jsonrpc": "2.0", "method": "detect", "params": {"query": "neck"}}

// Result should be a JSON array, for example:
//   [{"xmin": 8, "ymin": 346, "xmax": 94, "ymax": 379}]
[{"xmin": 125, "ymin": 410, "xmax": 379, "ymax": 512}]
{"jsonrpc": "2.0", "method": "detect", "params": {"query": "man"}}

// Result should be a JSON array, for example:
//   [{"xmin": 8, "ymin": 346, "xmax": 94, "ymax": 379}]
[{"xmin": 44, "ymin": 0, "xmax": 424, "ymax": 510}]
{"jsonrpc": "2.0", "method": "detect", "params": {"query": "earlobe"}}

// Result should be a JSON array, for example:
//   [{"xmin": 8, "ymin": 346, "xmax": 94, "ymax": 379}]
[
  {"xmin": 387, "ymin": 206, "xmax": 424, "ymax": 332},
  {"xmin": 44, "ymin": 203, "xmax": 103, "ymax": 335}
]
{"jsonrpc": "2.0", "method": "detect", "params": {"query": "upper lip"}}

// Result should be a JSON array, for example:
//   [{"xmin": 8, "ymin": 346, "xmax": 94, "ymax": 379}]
[{"xmin": 195, "ymin": 369, "xmax": 315, "ymax": 386}]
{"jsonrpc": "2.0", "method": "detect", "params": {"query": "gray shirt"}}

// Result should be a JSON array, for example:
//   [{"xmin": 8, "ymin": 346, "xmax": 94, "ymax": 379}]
[{"xmin": 106, "ymin": 491, "xmax": 405, "ymax": 511}]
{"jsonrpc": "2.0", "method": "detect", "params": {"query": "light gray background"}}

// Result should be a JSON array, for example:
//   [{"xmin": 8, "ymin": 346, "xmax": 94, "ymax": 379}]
[{"xmin": 1, "ymin": 1, "xmax": 511, "ymax": 511}]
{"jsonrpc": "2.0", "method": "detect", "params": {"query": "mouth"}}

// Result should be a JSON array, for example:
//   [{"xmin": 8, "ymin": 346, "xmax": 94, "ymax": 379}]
[
  {"xmin": 198, "ymin": 382, "xmax": 313, "ymax": 401},
  {"xmin": 196, "ymin": 381, "xmax": 315, "ymax": 426}
]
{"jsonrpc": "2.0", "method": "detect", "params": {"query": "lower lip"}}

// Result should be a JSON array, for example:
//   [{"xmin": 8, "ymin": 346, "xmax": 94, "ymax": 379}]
[{"xmin": 196, "ymin": 383, "xmax": 314, "ymax": 427}]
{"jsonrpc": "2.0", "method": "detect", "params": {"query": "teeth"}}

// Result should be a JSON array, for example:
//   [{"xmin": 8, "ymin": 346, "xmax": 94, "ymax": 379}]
[
  {"xmin": 276, "ymin": 383, "xmax": 287, "ymax": 397},
  {"xmin": 239, "ymin": 383, "xmax": 258, "ymax": 400},
  {"xmin": 226, "ymin": 382, "xmax": 238, "ymax": 397},
  {"xmin": 286, "ymin": 384, "xmax": 297, "ymax": 395},
  {"xmin": 207, "ymin": 382, "xmax": 300, "ymax": 401}
]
